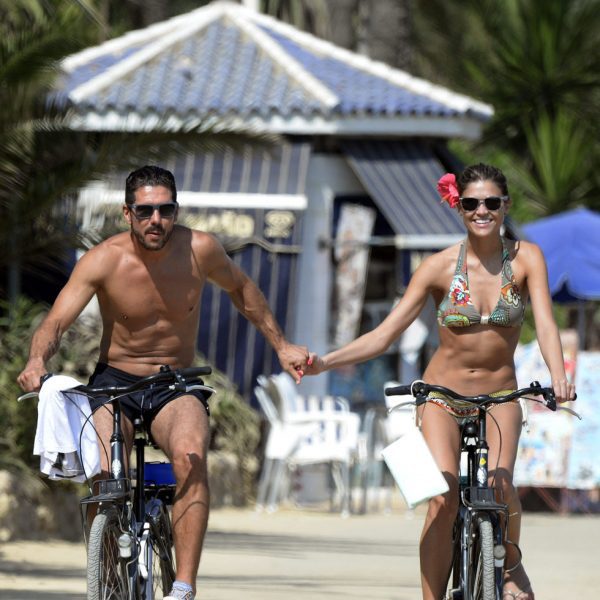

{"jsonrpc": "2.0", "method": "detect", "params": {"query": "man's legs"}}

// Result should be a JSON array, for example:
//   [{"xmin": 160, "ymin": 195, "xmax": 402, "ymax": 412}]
[
  {"xmin": 89, "ymin": 404, "xmax": 134, "ymax": 526},
  {"xmin": 93, "ymin": 403, "xmax": 135, "ymax": 473},
  {"xmin": 150, "ymin": 395, "xmax": 210, "ymax": 592}
]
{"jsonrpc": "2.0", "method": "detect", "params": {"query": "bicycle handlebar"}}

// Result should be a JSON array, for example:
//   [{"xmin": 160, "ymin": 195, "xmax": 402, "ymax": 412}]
[
  {"xmin": 69, "ymin": 365, "xmax": 212, "ymax": 398},
  {"xmin": 385, "ymin": 381, "xmax": 562, "ymax": 411}
]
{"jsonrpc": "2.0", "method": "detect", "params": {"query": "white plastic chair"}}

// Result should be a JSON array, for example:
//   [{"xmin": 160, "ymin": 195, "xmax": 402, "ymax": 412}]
[
  {"xmin": 354, "ymin": 405, "xmax": 389, "ymax": 514},
  {"xmin": 285, "ymin": 409, "xmax": 360, "ymax": 516},
  {"xmin": 352, "ymin": 380, "xmax": 414, "ymax": 516},
  {"xmin": 255, "ymin": 373, "xmax": 359, "ymax": 515},
  {"xmin": 254, "ymin": 384, "xmax": 318, "ymax": 512}
]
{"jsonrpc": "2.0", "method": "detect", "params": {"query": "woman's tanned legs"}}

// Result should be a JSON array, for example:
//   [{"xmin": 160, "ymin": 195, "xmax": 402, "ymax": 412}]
[
  {"xmin": 486, "ymin": 402, "xmax": 534, "ymax": 599},
  {"xmin": 418, "ymin": 404, "xmax": 461, "ymax": 600}
]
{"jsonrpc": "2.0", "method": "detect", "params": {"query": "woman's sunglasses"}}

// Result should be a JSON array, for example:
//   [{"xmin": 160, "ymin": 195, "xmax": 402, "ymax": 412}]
[
  {"xmin": 459, "ymin": 196, "xmax": 508, "ymax": 212},
  {"xmin": 129, "ymin": 202, "xmax": 178, "ymax": 220}
]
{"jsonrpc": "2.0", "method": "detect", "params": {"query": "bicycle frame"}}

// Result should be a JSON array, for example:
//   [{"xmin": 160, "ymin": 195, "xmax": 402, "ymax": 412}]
[
  {"xmin": 450, "ymin": 405, "xmax": 508, "ymax": 599},
  {"xmin": 80, "ymin": 399, "xmax": 182, "ymax": 600},
  {"xmin": 80, "ymin": 398, "xmax": 132, "ymax": 515},
  {"xmin": 81, "ymin": 399, "xmax": 174, "ymax": 600},
  {"xmin": 79, "ymin": 399, "xmax": 139, "ymax": 599}
]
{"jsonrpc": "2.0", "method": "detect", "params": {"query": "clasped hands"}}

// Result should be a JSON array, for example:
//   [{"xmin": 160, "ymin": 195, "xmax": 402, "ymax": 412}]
[{"xmin": 277, "ymin": 345, "xmax": 325, "ymax": 383}]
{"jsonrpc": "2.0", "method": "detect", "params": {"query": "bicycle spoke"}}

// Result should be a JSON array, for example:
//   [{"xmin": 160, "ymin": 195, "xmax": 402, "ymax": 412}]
[
  {"xmin": 87, "ymin": 508, "xmax": 129, "ymax": 600},
  {"xmin": 149, "ymin": 503, "xmax": 175, "ymax": 598}
]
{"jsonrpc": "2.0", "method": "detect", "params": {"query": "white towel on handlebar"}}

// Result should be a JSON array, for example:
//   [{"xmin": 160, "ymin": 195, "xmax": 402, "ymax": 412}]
[{"xmin": 34, "ymin": 375, "xmax": 100, "ymax": 482}]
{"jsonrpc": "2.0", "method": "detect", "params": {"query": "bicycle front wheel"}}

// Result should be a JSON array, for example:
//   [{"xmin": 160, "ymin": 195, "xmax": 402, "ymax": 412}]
[
  {"xmin": 87, "ymin": 506, "xmax": 130, "ymax": 600},
  {"xmin": 468, "ymin": 513, "xmax": 495, "ymax": 600},
  {"xmin": 148, "ymin": 501, "xmax": 176, "ymax": 598}
]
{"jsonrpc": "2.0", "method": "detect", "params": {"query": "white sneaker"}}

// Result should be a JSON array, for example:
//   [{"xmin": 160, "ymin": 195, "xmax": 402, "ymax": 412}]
[{"xmin": 163, "ymin": 593, "xmax": 194, "ymax": 600}]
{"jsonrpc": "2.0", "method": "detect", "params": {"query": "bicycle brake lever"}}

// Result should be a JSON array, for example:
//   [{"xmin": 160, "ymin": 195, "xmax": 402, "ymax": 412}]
[
  {"xmin": 556, "ymin": 405, "xmax": 582, "ymax": 420},
  {"xmin": 169, "ymin": 382, "xmax": 186, "ymax": 392},
  {"xmin": 19, "ymin": 373, "xmax": 54, "ymax": 401},
  {"xmin": 387, "ymin": 401, "xmax": 415, "ymax": 414},
  {"xmin": 40, "ymin": 372, "xmax": 54, "ymax": 385}
]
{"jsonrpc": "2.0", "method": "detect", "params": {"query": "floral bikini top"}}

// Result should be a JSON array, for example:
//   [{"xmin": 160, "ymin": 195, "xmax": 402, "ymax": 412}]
[{"xmin": 437, "ymin": 238, "xmax": 524, "ymax": 328}]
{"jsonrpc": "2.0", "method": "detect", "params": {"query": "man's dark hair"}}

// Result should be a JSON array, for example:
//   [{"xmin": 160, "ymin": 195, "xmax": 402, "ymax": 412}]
[
  {"xmin": 457, "ymin": 163, "xmax": 509, "ymax": 197},
  {"xmin": 125, "ymin": 165, "xmax": 177, "ymax": 205}
]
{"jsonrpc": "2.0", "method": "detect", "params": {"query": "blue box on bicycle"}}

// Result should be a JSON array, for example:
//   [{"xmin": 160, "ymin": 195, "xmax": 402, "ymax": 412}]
[{"xmin": 144, "ymin": 462, "xmax": 176, "ymax": 486}]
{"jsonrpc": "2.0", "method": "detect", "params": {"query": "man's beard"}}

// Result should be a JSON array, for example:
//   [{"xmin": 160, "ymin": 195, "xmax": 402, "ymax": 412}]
[{"xmin": 131, "ymin": 224, "xmax": 173, "ymax": 251}]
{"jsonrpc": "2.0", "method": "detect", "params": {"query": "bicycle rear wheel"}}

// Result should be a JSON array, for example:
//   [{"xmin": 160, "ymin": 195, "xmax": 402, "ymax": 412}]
[
  {"xmin": 87, "ymin": 506, "xmax": 130, "ymax": 600},
  {"xmin": 148, "ymin": 501, "xmax": 175, "ymax": 598},
  {"xmin": 468, "ymin": 513, "xmax": 495, "ymax": 600}
]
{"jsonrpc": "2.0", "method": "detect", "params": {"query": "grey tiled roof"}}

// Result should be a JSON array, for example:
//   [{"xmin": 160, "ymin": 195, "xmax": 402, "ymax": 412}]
[
  {"xmin": 260, "ymin": 27, "xmax": 455, "ymax": 118},
  {"xmin": 59, "ymin": 2, "xmax": 492, "ymax": 126}
]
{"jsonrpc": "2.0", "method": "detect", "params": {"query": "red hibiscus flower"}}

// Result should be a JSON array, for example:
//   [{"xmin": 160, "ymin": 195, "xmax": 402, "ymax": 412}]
[{"xmin": 437, "ymin": 173, "xmax": 459, "ymax": 208}]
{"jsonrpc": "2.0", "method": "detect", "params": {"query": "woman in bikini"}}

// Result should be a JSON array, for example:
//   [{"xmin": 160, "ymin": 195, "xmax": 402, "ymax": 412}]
[{"xmin": 305, "ymin": 163, "xmax": 576, "ymax": 600}]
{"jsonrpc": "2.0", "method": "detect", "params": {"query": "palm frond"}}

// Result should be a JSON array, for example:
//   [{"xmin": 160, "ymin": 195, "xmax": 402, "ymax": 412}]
[{"xmin": 510, "ymin": 111, "xmax": 596, "ymax": 217}]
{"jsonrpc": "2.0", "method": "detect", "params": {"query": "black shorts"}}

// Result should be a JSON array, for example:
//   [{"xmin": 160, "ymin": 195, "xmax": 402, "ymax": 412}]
[{"xmin": 88, "ymin": 363, "xmax": 210, "ymax": 434}]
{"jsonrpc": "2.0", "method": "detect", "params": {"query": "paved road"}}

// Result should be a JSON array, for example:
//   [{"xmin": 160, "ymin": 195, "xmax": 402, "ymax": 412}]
[{"xmin": 0, "ymin": 506, "xmax": 598, "ymax": 599}]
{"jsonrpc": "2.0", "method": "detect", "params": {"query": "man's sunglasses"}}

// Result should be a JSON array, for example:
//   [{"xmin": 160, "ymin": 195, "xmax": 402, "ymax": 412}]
[
  {"xmin": 129, "ymin": 202, "xmax": 178, "ymax": 220},
  {"xmin": 459, "ymin": 196, "xmax": 509, "ymax": 212}
]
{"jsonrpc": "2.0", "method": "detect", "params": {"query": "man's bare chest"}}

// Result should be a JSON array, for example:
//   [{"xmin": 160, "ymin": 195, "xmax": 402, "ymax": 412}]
[{"xmin": 99, "ymin": 260, "xmax": 205, "ymax": 325}]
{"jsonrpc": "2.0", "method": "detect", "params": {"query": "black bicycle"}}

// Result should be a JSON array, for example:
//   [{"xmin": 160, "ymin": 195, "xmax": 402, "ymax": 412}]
[
  {"xmin": 69, "ymin": 365, "xmax": 213, "ymax": 600},
  {"xmin": 384, "ymin": 380, "xmax": 579, "ymax": 600}
]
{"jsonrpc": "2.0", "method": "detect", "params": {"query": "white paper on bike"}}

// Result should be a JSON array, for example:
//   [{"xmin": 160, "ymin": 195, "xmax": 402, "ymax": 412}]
[{"xmin": 381, "ymin": 427, "xmax": 449, "ymax": 508}]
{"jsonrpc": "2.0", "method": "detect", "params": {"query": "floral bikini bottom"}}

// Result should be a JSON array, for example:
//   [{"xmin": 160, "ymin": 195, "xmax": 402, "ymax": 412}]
[{"xmin": 427, "ymin": 389, "xmax": 517, "ymax": 426}]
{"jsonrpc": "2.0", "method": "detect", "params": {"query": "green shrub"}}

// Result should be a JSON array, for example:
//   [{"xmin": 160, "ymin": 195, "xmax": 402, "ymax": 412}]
[
  {"xmin": 0, "ymin": 298, "xmax": 47, "ymax": 471},
  {"xmin": 204, "ymin": 366, "xmax": 261, "ymax": 503}
]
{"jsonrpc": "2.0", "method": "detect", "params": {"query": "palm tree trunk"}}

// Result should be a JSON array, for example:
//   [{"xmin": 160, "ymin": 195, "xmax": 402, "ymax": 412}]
[
  {"xmin": 327, "ymin": 0, "xmax": 359, "ymax": 50},
  {"xmin": 359, "ymin": 0, "xmax": 413, "ymax": 70},
  {"xmin": 127, "ymin": 0, "xmax": 169, "ymax": 26},
  {"xmin": 328, "ymin": 0, "xmax": 414, "ymax": 70}
]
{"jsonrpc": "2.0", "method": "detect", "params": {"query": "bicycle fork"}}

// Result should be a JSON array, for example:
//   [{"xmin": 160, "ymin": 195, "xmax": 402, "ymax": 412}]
[
  {"xmin": 132, "ymin": 424, "xmax": 176, "ymax": 599},
  {"xmin": 462, "ymin": 413, "xmax": 509, "ymax": 599}
]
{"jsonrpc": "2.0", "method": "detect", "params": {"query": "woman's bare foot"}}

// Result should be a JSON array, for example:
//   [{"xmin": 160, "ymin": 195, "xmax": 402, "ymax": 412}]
[{"xmin": 503, "ymin": 562, "xmax": 534, "ymax": 599}]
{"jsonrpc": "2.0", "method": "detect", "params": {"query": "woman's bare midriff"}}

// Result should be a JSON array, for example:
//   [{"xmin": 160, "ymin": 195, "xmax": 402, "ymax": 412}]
[{"xmin": 423, "ymin": 324, "xmax": 521, "ymax": 394}]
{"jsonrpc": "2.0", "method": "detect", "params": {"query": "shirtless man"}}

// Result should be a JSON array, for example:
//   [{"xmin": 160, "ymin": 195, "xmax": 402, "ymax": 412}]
[{"xmin": 18, "ymin": 165, "xmax": 310, "ymax": 600}]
